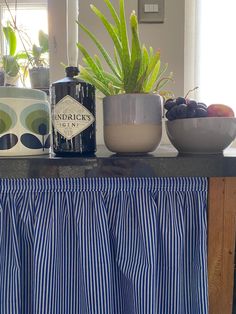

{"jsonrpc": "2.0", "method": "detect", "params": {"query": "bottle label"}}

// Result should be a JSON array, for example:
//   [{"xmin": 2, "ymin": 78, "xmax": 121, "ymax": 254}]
[{"xmin": 52, "ymin": 95, "xmax": 95, "ymax": 140}]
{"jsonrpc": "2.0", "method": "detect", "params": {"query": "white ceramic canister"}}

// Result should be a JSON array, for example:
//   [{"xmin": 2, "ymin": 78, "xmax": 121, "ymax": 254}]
[{"xmin": 0, "ymin": 87, "xmax": 50, "ymax": 156}]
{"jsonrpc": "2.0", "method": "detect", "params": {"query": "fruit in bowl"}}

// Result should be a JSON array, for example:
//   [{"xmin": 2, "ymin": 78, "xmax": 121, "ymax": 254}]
[
  {"xmin": 164, "ymin": 96, "xmax": 236, "ymax": 154},
  {"xmin": 164, "ymin": 97, "xmax": 235, "ymax": 120},
  {"xmin": 207, "ymin": 104, "xmax": 235, "ymax": 117},
  {"xmin": 165, "ymin": 97, "xmax": 207, "ymax": 120}
]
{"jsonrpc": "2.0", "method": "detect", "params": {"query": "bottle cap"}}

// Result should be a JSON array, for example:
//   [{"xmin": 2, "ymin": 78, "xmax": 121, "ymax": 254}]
[{"xmin": 65, "ymin": 66, "xmax": 79, "ymax": 78}]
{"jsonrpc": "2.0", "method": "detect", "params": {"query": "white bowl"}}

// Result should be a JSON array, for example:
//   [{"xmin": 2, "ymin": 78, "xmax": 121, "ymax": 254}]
[{"xmin": 165, "ymin": 117, "xmax": 236, "ymax": 154}]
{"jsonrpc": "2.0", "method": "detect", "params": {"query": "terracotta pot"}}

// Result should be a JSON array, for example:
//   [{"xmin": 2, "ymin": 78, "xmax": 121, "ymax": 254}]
[{"xmin": 103, "ymin": 93, "xmax": 163, "ymax": 154}]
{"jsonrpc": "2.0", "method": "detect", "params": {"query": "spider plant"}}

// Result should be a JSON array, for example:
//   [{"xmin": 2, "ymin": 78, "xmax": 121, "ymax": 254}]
[{"xmin": 77, "ymin": 0, "xmax": 173, "ymax": 97}]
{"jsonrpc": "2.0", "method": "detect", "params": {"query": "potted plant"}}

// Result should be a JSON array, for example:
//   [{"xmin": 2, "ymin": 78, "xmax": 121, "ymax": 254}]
[
  {"xmin": 1, "ymin": 1, "xmax": 49, "ymax": 89},
  {"xmin": 26, "ymin": 30, "xmax": 49, "ymax": 90},
  {"xmin": 77, "ymin": 0, "xmax": 173, "ymax": 154},
  {"xmin": 1, "ymin": 23, "xmax": 20, "ymax": 86}
]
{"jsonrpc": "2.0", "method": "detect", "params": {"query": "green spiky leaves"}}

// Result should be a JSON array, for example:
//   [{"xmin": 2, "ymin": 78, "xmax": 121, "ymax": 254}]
[{"xmin": 77, "ymin": 0, "xmax": 173, "ymax": 96}]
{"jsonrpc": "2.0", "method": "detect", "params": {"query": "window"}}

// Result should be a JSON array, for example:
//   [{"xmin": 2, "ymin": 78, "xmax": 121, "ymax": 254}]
[
  {"xmin": 0, "ymin": 0, "xmax": 79, "ymax": 86},
  {"xmin": 197, "ymin": 0, "xmax": 236, "ymax": 108},
  {"xmin": 0, "ymin": 0, "xmax": 48, "ymax": 87},
  {"xmin": 1, "ymin": 4, "xmax": 48, "ymax": 50},
  {"xmin": 185, "ymin": 0, "xmax": 236, "ymax": 109}
]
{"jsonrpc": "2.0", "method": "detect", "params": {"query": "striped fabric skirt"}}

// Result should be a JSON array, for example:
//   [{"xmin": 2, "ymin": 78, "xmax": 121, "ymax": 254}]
[{"xmin": 0, "ymin": 177, "xmax": 208, "ymax": 314}]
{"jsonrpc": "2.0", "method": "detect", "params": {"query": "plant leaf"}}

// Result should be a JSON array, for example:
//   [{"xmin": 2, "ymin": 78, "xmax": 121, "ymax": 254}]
[
  {"xmin": 103, "ymin": 0, "xmax": 120, "ymax": 31},
  {"xmin": 143, "ymin": 60, "xmax": 161, "ymax": 92},
  {"xmin": 82, "ymin": 56, "xmax": 122, "ymax": 89},
  {"xmin": 2, "ymin": 55, "xmax": 19, "ymax": 77},
  {"xmin": 158, "ymin": 90, "xmax": 175, "ymax": 100},
  {"xmin": 77, "ymin": 42, "xmax": 106, "ymax": 84},
  {"xmin": 154, "ymin": 62, "xmax": 169, "ymax": 88},
  {"xmin": 77, "ymin": 21, "xmax": 120, "ymax": 79},
  {"xmin": 108, "ymin": 82, "xmax": 116, "ymax": 95},
  {"xmin": 139, "ymin": 45, "xmax": 149, "ymax": 78},
  {"xmin": 155, "ymin": 72, "xmax": 174, "ymax": 92},
  {"xmin": 90, "ymin": 4, "xmax": 122, "ymax": 58},
  {"xmin": 103, "ymin": 71, "xmax": 123, "ymax": 87},
  {"xmin": 119, "ymin": 0, "xmax": 131, "ymax": 87},
  {"xmin": 130, "ymin": 12, "xmax": 141, "ymax": 66},
  {"xmin": 0, "ymin": 134, "xmax": 18, "ymax": 150},
  {"xmin": 32, "ymin": 44, "xmax": 43, "ymax": 62},
  {"xmin": 146, "ymin": 50, "xmax": 160, "ymax": 78},
  {"xmin": 3, "ymin": 25, "xmax": 17, "ymax": 56},
  {"xmin": 94, "ymin": 55, "xmax": 103, "ymax": 71},
  {"xmin": 114, "ymin": 47, "xmax": 122, "ymax": 77},
  {"xmin": 38, "ymin": 30, "xmax": 48, "ymax": 53},
  {"xmin": 136, "ymin": 67, "xmax": 148, "ymax": 93},
  {"xmin": 125, "ymin": 11, "xmax": 142, "ymax": 93},
  {"xmin": 21, "ymin": 133, "xmax": 43, "ymax": 149},
  {"xmin": 79, "ymin": 66, "xmax": 110, "ymax": 96},
  {"xmin": 15, "ymin": 51, "xmax": 29, "ymax": 60},
  {"xmin": 129, "ymin": 11, "xmax": 142, "ymax": 88},
  {"xmin": 126, "ymin": 58, "xmax": 141, "ymax": 93},
  {"xmin": 149, "ymin": 46, "xmax": 154, "ymax": 58}
]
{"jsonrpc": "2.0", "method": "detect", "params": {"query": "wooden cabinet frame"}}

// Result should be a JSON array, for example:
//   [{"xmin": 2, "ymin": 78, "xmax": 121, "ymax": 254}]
[{"xmin": 208, "ymin": 178, "xmax": 236, "ymax": 314}]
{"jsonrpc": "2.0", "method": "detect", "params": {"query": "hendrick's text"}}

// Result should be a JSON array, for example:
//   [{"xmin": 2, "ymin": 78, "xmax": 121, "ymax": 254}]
[{"xmin": 51, "ymin": 67, "xmax": 96, "ymax": 156}]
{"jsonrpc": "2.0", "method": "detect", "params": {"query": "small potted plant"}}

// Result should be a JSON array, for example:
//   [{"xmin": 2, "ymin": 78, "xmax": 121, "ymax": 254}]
[
  {"xmin": 77, "ymin": 0, "xmax": 173, "ymax": 154},
  {"xmin": 26, "ymin": 30, "xmax": 49, "ymax": 90}
]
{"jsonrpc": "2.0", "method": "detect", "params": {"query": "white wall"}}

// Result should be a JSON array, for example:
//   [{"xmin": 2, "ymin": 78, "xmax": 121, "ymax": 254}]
[{"xmin": 49, "ymin": 0, "xmax": 185, "ymax": 145}]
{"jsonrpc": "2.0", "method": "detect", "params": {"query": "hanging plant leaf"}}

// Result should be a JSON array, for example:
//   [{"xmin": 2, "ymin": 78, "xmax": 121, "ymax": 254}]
[
  {"xmin": 2, "ymin": 55, "xmax": 19, "ymax": 77},
  {"xmin": 0, "ymin": 134, "xmax": 18, "ymax": 150},
  {"xmin": 44, "ymin": 134, "xmax": 51, "ymax": 149},
  {"xmin": 38, "ymin": 30, "xmax": 49, "ymax": 53},
  {"xmin": 21, "ymin": 133, "xmax": 43, "ymax": 149},
  {"xmin": 32, "ymin": 44, "xmax": 42, "ymax": 60},
  {"xmin": 3, "ymin": 25, "xmax": 17, "ymax": 56}
]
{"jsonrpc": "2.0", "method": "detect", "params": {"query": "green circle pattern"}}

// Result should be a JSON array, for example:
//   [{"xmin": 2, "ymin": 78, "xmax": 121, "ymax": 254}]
[
  {"xmin": 0, "ymin": 103, "xmax": 17, "ymax": 134},
  {"xmin": 25, "ymin": 110, "xmax": 49, "ymax": 134},
  {"xmin": 21, "ymin": 103, "xmax": 50, "ymax": 135}
]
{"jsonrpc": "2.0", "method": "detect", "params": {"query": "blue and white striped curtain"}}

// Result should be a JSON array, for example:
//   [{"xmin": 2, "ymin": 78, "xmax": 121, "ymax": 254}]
[{"xmin": 0, "ymin": 177, "xmax": 208, "ymax": 314}]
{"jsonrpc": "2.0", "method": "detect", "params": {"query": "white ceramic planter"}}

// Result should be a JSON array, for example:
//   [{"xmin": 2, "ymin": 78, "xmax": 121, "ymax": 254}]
[
  {"xmin": 103, "ymin": 93, "xmax": 163, "ymax": 153},
  {"xmin": 0, "ymin": 87, "xmax": 50, "ymax": 156},
  {"xmin": 29, "ymin": 67, "xmax": 50, "ymax": 90}
]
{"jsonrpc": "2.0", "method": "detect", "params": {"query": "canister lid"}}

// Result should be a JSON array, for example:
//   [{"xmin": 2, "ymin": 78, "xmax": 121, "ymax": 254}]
[{"xmin": 0, "ymin": 87, "xmax": 47, "ymax": 101}]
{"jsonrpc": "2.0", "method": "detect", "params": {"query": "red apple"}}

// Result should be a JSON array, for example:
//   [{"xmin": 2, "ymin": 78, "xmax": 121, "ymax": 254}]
[{"xmin": 207, "ymin": 104, "xmax": 235, "ymax": 117}]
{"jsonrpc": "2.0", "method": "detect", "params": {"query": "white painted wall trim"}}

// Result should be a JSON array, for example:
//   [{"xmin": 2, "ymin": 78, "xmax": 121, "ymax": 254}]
[
  {"xmin": 184, "ymin": 0, "xmax": 197, "ymax": 98},
  {"xmin": 47, "ymin": 0, "xmax": 67, "ymax": 82},
  {"xmin": 48, "ymin": 0, "xmax": 78, "ymax": 83}
]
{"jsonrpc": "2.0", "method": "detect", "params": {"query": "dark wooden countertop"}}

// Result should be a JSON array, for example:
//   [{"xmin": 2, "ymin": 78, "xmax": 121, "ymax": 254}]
[{"xmin": 1, "ymin": 145, "xmax": 236, "ymax": 178}]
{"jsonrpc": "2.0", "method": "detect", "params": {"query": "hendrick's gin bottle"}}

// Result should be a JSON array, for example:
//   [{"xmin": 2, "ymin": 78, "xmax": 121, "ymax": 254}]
[{"xmin": 51, "ymin": 66, "xmax": 96, "ymax": 156}]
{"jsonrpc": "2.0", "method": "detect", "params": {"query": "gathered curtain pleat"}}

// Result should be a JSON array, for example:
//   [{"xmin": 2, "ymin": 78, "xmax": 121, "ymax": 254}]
[{"xmin": 0, "ymin": 177, "xmax": 208, "ymax": 314}]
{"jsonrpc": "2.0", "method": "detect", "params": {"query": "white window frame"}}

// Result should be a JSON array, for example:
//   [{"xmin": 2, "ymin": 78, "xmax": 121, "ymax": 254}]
[
  {"xmin": 48, "ymin": 0, "xmax": 78, "ymax": 83},
  {"xmin": 184, "ymin": 0, "xmax": 198, "ymax": 99}
]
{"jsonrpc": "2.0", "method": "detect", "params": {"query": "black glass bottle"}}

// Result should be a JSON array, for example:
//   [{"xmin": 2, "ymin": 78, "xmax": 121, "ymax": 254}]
[{"xmin": 51, "ymin": 66, "xmax": 96, "ymax": 156}]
